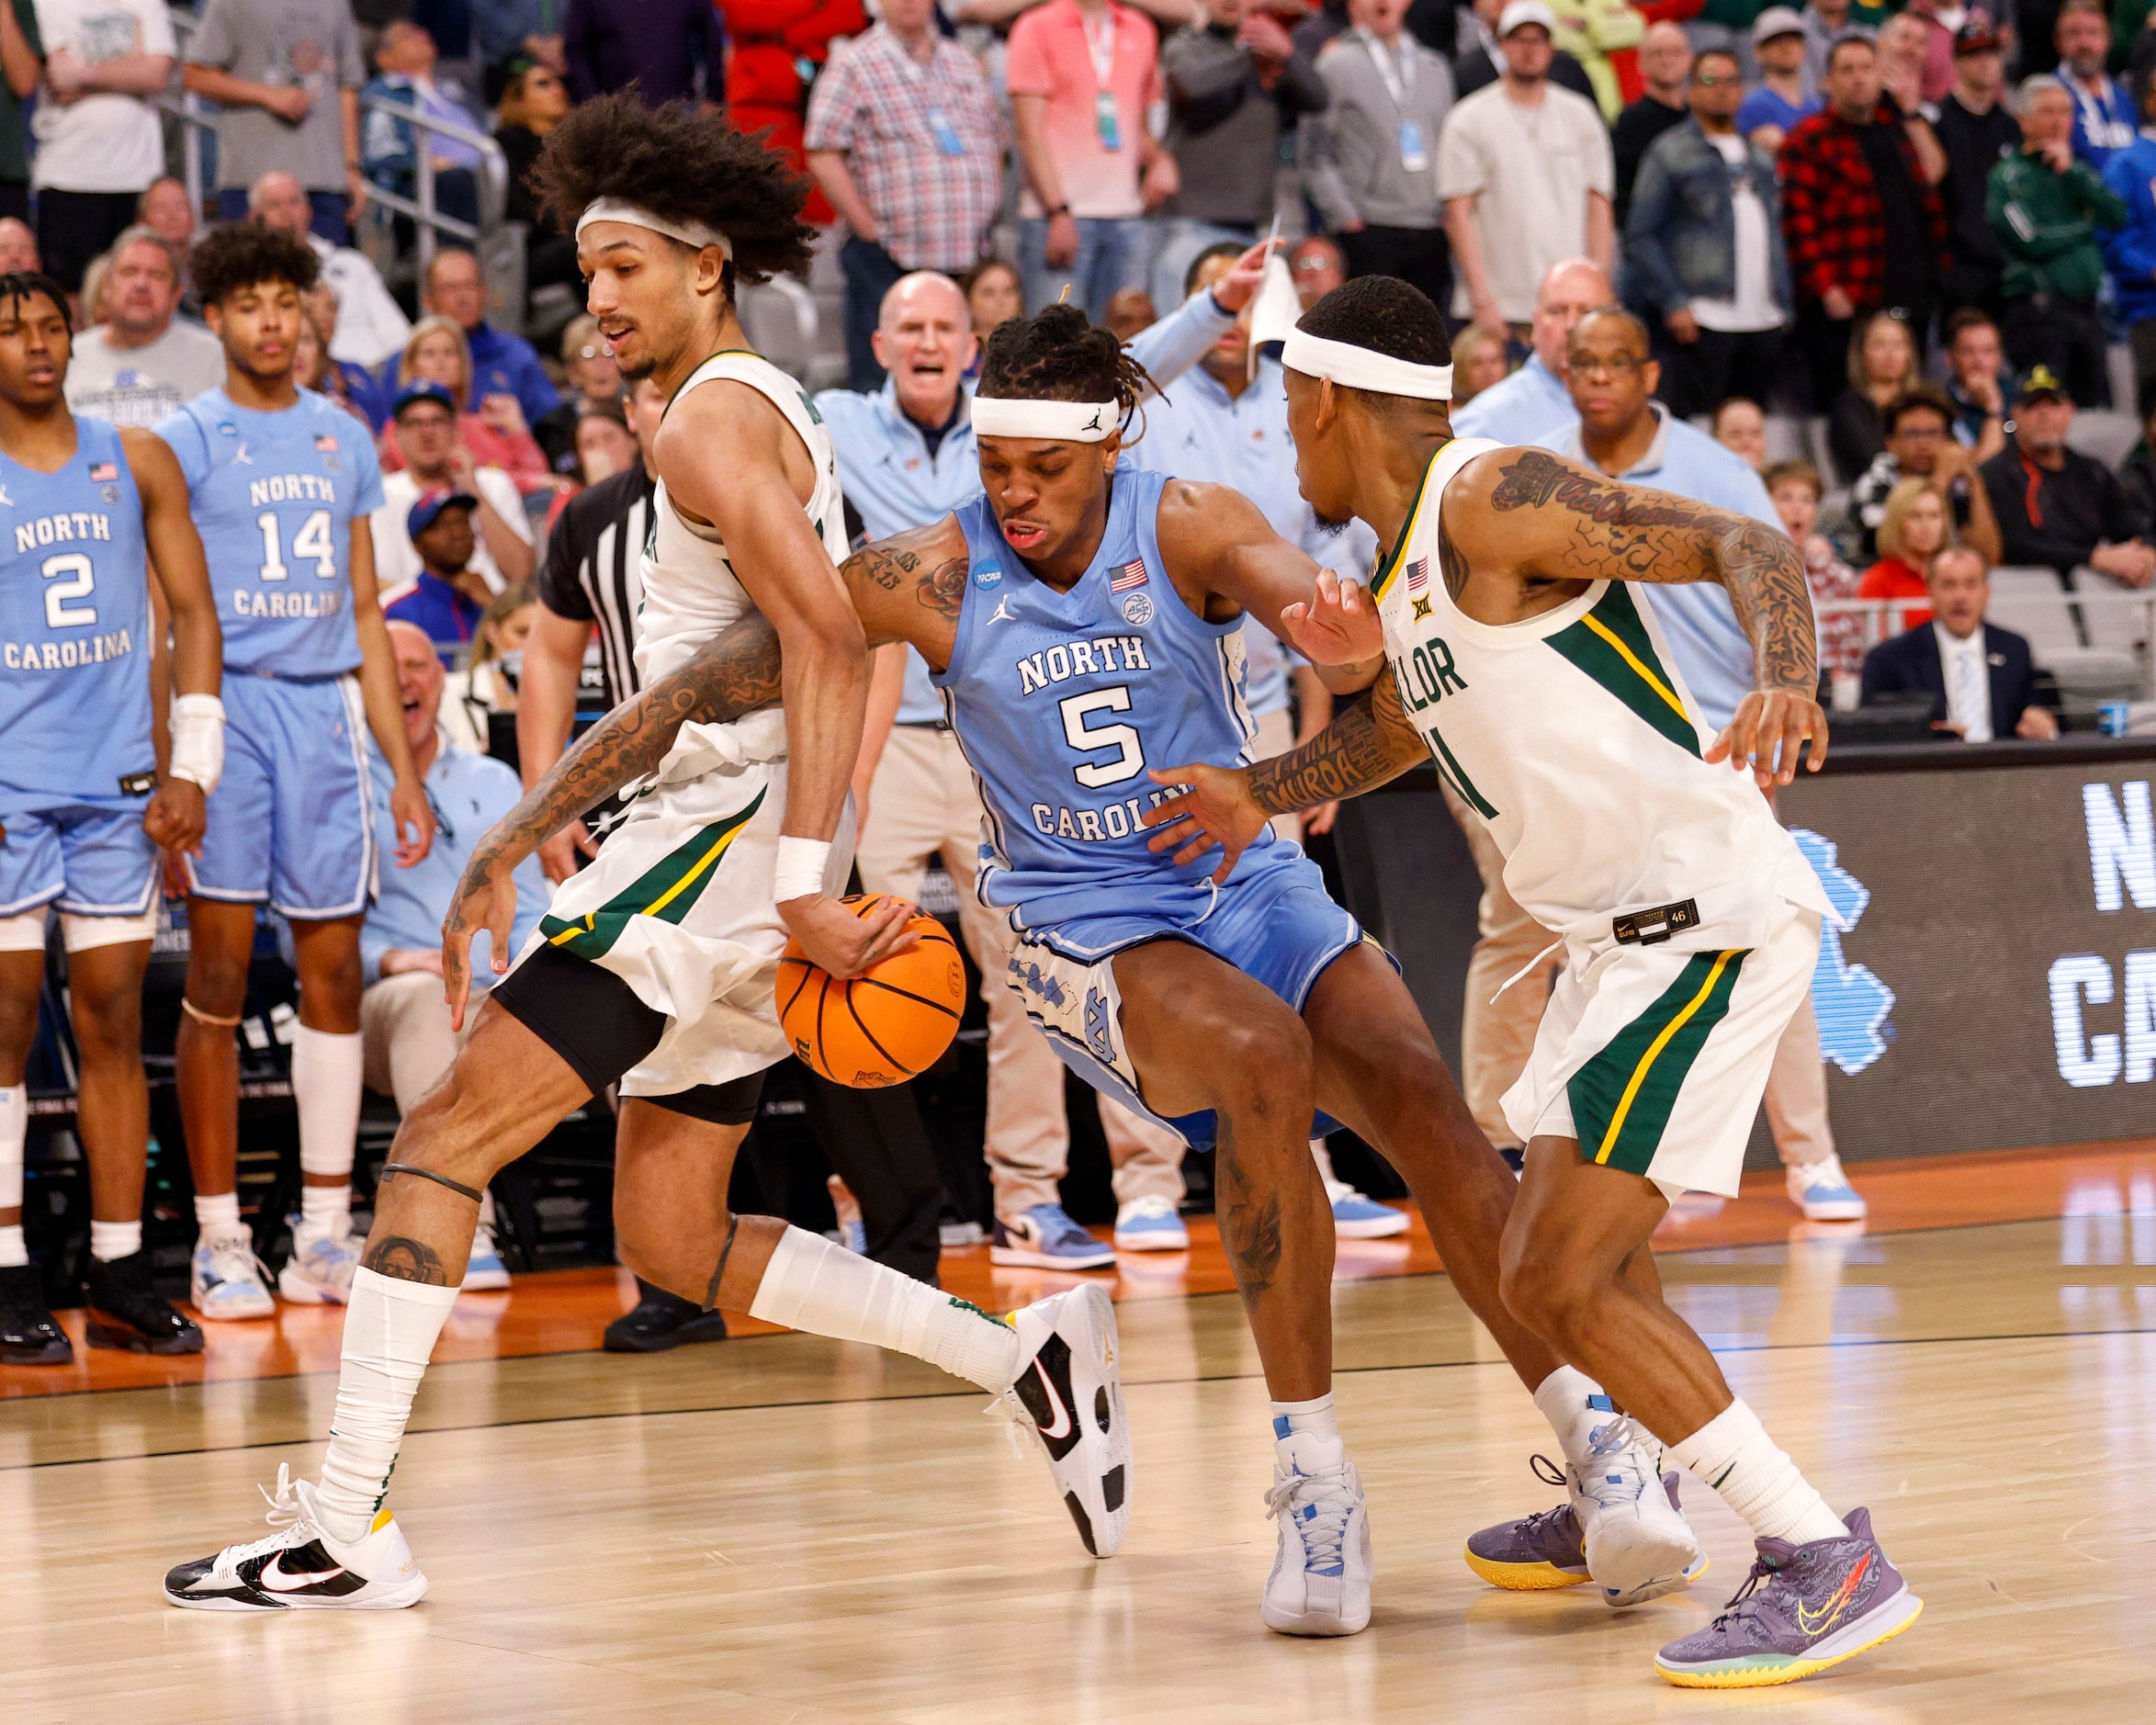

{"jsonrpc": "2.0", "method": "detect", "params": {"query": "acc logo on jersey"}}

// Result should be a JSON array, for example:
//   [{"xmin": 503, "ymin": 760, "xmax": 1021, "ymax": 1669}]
[
  {"xmin": 976, "ymin": 562, "xmax": 1002, "ymax": 588},
  {"xmin": 1121, "ymin": 591, "xmax": 1153, "ymax": 626}
]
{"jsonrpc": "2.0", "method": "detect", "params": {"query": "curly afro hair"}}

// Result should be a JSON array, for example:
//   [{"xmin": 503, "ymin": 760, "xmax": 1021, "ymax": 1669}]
[
  {"xmin": 977, "ymin": 303, "xmax": 1158, "ymax": 434},
  {"xmin": 1295, "ymin": 276, "xmax": 1452, "ymax": 367},
  {"xmin": 192, "ymin": 221, "xmax": 320, "ymax": 308},
  {"xmin": 530, "ymin": 90, "xmax": 815, "ymax": 288}
]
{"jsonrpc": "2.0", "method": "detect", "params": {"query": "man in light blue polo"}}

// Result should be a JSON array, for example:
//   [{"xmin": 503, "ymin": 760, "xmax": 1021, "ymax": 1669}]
[
  {"xmin": 1529, "ymin": 305, "xmax": 1869, "ymax": 1226},
  {"xmin": 815, "ymin": 251, "xmax": 1273, "ymax": 1268},
  {"xmin": 1451, "ymin": 254, "xmax": 1610, "ymax": 445}
]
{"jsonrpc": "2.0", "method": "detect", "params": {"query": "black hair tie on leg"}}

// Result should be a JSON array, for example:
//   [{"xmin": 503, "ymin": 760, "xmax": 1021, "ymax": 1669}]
[
  {"xmin": 703, "ymin": 1213, "xmax": 741, "ymax": 1313},
  {"xmin": 380, "ymin": 1162, "xmax": 484, "ymax": 1203}
]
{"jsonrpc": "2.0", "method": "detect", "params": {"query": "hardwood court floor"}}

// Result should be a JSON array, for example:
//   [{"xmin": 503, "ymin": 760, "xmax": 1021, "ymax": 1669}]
[{"xmin": 6, "ymin": 1146, "xmax": 2156, "ymax": 1722}]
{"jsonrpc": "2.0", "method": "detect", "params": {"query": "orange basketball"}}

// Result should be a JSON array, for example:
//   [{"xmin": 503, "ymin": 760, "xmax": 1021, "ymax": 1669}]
[{"xmin": 776, "ymin": 894, "xmax": 966, "ymax": 1088}]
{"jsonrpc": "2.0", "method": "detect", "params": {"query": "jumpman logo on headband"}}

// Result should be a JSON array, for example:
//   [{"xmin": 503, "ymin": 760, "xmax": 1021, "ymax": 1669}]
[{"xmin": 1081, "ymin": 408, "xmax": 1104, "ymax": 433}]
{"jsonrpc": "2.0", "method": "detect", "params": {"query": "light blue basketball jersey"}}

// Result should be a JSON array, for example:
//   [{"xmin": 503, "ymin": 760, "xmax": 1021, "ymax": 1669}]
[
  {"xmin": 0, "ymin": 416, "xmax": 154, "ymax": 804},
  {"xmin": 155, "ymin": 389, "xmax": 386, "ymax": 678},
  {"xmin": 936, "ymin": 462, "xmax": 1278, "ymax": 931}
]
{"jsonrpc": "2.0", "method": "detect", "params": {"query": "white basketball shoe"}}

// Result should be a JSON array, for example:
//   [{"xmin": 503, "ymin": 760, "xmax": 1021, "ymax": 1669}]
[
  {"xmin": 1262, "ymin": 1431, "xmax": 1373, "ymax": 1636},
  {"xmin": 1575, "ymin": 1414, "xmax": 1707, "ymax": 1607},
  {"xmin": 277, "ymin": 1212, "xmax": 364, "ymax": 1304},
  {"xmin": 990, "ymin": 1282, "xmax": 1132, "ymax": 1557},
  {"xmin": 164, "ymin": 1464, "xmax": 428, "ymax": 1611}
]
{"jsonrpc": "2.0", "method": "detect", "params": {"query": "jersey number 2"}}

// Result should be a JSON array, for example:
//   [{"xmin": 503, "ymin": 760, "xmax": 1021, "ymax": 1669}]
[
  {"xmin": 1059, "ymin": 687, "xmax": 1146, "ymax": 788},
  {"xmin": 256, "ymin": 510, "xmax": 338, "ymax": 581},
  {"xmin": 43, "ymin": 553, "xmax": 95, "ymax": 628}
]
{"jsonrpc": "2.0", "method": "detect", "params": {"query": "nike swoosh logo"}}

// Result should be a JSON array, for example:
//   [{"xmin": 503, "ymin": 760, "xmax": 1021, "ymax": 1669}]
[
  {"xmin": 261, "ymin": 1553, "xmax": 347, "ymax": 1592},
  {"xmin": 1032, "ymin": 1359, "xmax": 1073, "ymax": 1441},
  {"xmin": 1795, "ymin": 1549, "xmax": 1871, "ymax": 1635}
]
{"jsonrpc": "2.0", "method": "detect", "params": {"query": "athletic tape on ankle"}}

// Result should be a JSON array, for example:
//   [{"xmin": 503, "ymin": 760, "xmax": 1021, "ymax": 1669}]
[
  {"xmin": 702, "ymin": 1213, "xmax": 740, "ymax": 1313},
  {"xmin": 181, "ymin": 998, "xmax": 243, "ymax": 1028},
  {"xmin": 379, "ymin": 1163, "xmax": 483, "ymax": 1203}
]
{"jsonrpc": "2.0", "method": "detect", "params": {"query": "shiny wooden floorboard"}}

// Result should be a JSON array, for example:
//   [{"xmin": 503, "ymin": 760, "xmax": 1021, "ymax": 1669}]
[{"xmin": 6, "ymin": 1159, "xmax": 2156, "ymax": 1720}]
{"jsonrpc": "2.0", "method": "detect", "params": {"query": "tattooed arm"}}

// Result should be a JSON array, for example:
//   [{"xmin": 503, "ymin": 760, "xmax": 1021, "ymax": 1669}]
[{"xmin": 1137, "ymin": 669, "xmax": 1428, "ymax": 884}]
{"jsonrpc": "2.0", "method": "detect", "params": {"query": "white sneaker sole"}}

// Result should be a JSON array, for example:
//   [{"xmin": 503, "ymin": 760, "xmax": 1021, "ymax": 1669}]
[
  {"xmin": 461, "ymin": 1263, "xmax": 512, "ymax": 1291},
  {"xmin": 1798, "ymin": 1196, "xmax": 1868, "ymax": 1223},
  {"xmin": 990, "ymin": 1241, "xmax": 1117, "ymax": 1270},
  {"xmin": 164, "ymin": 1571, "xmax": 430, "ymax": 1611},
  {"xmin": 190, "ymin": 1286, "xmax": 277, "ymax": 1322},
  {"xmin": 276, "ymin": 1262, "xmax": 352, "ymax": 1305},
  {"xmin": 1332, "ymin": 1209, "xmax": 1410, "ymax": 1239},
  {"xmin": 1112, "ymin": 1230, "xmax": 1190, "ymax": 1252}
]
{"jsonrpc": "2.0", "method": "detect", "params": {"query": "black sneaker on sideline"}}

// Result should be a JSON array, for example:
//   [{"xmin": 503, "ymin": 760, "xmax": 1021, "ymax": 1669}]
[
  {"xmin": 0, "ymin": 1261, "xmax": 72, "ymax": 1364},
  {"xmin": 86, "ymin": 1250, "xmax": 204, "ymax": 1355},
  {"xmin": 603, "ymin": 1278, "xmax": 729, "ymax": 1353}
]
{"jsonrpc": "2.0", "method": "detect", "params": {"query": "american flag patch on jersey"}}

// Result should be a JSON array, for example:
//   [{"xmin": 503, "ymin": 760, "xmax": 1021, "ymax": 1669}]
[
  {"xmin": 1110, "ymin": 558, "xmax": 1148, "ymax": 592},
  {"xmin": 315, "ymin": 434, "xmax": 339, "ymax": 452},
  {"xmin": 87, "ymin": 462, "xmax": 118, "ymax": 481},
  {"xmin": 1406, "ymin": 558, "xmax": 1429, "ymax": 593}
]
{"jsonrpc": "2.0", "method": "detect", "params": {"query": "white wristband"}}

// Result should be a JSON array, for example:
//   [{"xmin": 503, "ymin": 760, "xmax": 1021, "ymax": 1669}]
[
  {"xmin": 168, "ymin": 693, "xmax": 227, "ymax": 794},
  {"xmin": 772, "ymin": 836, "xmax": 833, "ymax": 904}
]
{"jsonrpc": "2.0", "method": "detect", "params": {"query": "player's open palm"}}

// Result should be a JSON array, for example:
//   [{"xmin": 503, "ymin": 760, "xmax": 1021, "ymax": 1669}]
[
  {"xmin": 441, "ymin": 847, "xmax": 519, "ymax": 1030},
  {"xmin": 1281, "ymin": 569, "xmax": 1383, "ymax": 667},
  {"xmin": 781, "ymin": 893, "xmax": 920, "ymax": 980},
  {"xmin": 1141, "ymin": 763, "xmax": 1268, "ymax": 884},
  {"xmin": 142, "ymin": 780, "xmax": 208, "ymax": 857}
]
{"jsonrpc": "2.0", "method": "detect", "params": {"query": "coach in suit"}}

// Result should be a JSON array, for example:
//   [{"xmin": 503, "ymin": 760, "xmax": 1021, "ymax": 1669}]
[{"xmin": 1861, "ymin": 543, "xmax": 2062, "ymax": 739}]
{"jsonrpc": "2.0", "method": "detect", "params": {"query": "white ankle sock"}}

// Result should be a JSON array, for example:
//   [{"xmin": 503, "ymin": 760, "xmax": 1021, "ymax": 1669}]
[
  {"xmin": 0, "ymin": 1224, "xmax": 24, "ymax": 1269},
  {"xmin": 300, "ymin": 1183, "xmax": 351, "ymax": 1231},
  {"xmin": 1270, "ymin": 1392, "xmax": 1339, "ymax": 1458},
  {"xmin": 1667, "ymin": 1397, "xmax": 1847, "ymax": 1546},
  {"xmin": 293, "ymin": 1026, "xmax": 363, "ymax": 1186},
  {"xmin": 90, "ymin": 1219, "xmax": 141, "ymax": 1262},
  {"xmin": 748, "ymin": 1224, "xmax": 1021, "ymax": 1391},
  {"xmin": 195, "ymin": 1190, "xmax": 241, "ymax": 1233},
  {"xmin": 315, "ymin": 1267, "xmax": 460, "ymax": 1545},
  {"xmin": 1533, "ymin": 1364, "xmax": 1628, "ymax": 1471},
  {"xmin": 0, "ymin": 1083, "xmax": 23, "ymax": 1268}
]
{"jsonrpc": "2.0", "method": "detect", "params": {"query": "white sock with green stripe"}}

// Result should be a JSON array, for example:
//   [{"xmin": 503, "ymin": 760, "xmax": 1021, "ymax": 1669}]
[{"xmin": 1667, "ymin": 1397, "xmax": 1846, "ymax": 1546}]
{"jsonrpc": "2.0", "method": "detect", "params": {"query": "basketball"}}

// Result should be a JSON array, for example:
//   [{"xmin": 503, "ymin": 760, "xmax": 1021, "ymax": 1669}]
[{"xmin": 776, "ymin": 894, "xmax": 966, "ymax": 1087}]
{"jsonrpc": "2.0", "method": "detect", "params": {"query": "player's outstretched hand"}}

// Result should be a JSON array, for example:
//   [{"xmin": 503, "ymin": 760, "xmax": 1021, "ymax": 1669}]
[
  {"xmin": 1707, "ymin": 689, "xmax": 1829, "ymax": 789},
  {"xmin": 1280, "ymin": 569, "xmax": 1384, "ymax": 667},
  {"xmin": 142, "ymin": 779, "xmax": 208, "ymax": 857},
  {"xmin": 1140, "ymin": 763, "xmax": 1269, "ymax": 885},
  {"xmin": 781, "ymin": 892, "xmax": 919, "ymax": 980},
  {"xmin": 389, "ymin": 773, "xmax": 435, "ymax": 868},
  {"xmin": 441, "ymin": 846, "xmax": 519, "ymax": 1032}
]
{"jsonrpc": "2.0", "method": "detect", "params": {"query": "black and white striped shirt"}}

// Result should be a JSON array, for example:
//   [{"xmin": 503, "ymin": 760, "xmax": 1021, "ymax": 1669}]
[{"xmin": 533, "ymin": 465, "xmax": 656, "ymax": 710}]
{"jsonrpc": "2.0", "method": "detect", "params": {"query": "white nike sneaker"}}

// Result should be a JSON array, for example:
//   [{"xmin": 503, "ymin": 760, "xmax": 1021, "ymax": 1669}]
[
  {"xmin": 1262, "ymin": 1432, "xmax": 1373, "ymax": 1636},
  {"xmin": 190, "ymin": 1223, "xmax": 276, "ymax": 1321},
  {"xmin": 277, "ymin": 1212, "xmax": 363, "ymax": 1305},
  {"xmin": 1574, "ymin": 1414, "xmax": 1706, "ymax": 1607},
  {"xmin": 164, "ymin": 1464, "xmax": 428, "ymax": 1611},
  {"xmin": 990, "ymin": 1282, "xmax": 1131, "ymax": 1557}
]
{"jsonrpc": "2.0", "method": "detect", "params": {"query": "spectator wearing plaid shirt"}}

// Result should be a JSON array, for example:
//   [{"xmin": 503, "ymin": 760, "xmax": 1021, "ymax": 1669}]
[
  {"xmin": 1778, "ymin": 32, "xmax": 1948, "ymax": 412},
  {"xmin": 806, "ymin": 0, "xmax": 1007, "ymax": 390}
]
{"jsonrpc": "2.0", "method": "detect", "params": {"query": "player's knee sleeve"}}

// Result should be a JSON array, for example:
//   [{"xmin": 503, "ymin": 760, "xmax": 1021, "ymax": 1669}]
[
  {"xmin": 0, "ymin": 912, "xmax": 48, "ymax": 953},
  {"xmin": 59, "ymin": 908, "xmax": 157, "ymax": 953}
]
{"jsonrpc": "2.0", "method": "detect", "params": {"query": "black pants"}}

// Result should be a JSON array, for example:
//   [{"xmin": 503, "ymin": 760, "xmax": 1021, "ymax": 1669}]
[
  {"xmin": 801, "ymin": 1074, "xmax": 946, "ymax": 1286},
  {"xmin": 1339, "ymin": 224, "xmax": 1451, "ymax": 315},
  {"xmin": 36, "ymin": 188, "xmax": 139, "ymax": 292},
  {"xmin": 2003, "ymin": 292, "xmax": 2111, "ymax": 408},
  {"xmin": 841, "ymin": 234, "xmax": 908, "ymax": 393},
  {"xmin": 1656, "ymin": 324, "xmax": 1789, "ymax": 419},
  {"xmin": 1797, "ymin": 299, "xmax": 1931, "ymax": 414},
  {"xmin": 0, "ymin": 180, "xmax": 27, "ymax": 228}
]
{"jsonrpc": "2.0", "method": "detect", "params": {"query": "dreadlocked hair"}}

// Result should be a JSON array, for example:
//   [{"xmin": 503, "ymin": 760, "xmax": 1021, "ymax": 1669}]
[
  {"xmin": 530, "ymin": 90, "xmax": 815, "ymax": 288},
  {"xmin": 192, "ymin": 221, "xmax": 320, "ymax": 307},
  {"xmin": 977, "ymin": 303, "xmax": 1157, "ymax": 436},
  {"xmin": 1295, "ymin": 276, "xmax": 1452, "ymax": 366},
  {"xmin": 0, "ymin": 271, "xmax": 69, "ymax": 327}
]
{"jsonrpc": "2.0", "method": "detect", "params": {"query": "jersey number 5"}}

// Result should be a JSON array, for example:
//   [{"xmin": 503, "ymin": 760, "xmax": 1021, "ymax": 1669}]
[
  {"xmin": 1059, "ymin": 687, "xmax": 1146, "ymax": 788},
  {"xmin": 256, "ymin": 510, "xmax": 339, "ymax": 581},
  {"xmin": 43, "ymin": 553, "xmax": 96, "ymax": 628}
]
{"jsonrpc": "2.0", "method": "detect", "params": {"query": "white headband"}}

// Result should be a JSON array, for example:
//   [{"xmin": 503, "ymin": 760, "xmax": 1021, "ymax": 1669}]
[
  {"xmin": 1281, "ymin": 330, "xmax": 1452, "ymax": 401},
  {"xmin": 575, "ymin": 197, "xmax": 732, "ymax": 259},
  {"xmin": 970, "ymin": 396, "xmax": 1122, "ymax": 442}
]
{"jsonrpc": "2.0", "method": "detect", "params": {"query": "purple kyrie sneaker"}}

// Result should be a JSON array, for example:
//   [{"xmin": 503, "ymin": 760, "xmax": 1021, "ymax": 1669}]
[
  {"xmin": 1464, "ymin": 1458, "xmax": 1704, "ymax": 1596},
  {"xmin": 1655, "ymin": 1507, "xmax": 1922, "ymax": 1689}
]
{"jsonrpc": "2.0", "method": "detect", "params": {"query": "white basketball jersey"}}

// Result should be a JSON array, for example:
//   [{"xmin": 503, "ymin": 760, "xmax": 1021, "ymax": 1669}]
[
  {"xmin": 1373, "ymin": 438, "xmax": 1827, "ymax": 943},
  {"xmin": 635, "ymin": 349, "xmax": 849, "ymax": 692}
]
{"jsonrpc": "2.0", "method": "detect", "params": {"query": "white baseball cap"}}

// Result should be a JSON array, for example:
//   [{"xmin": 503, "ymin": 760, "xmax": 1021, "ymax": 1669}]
[{"xmin": 1497, "ymin": 0, "xmax": 1557, "ymax": 39}]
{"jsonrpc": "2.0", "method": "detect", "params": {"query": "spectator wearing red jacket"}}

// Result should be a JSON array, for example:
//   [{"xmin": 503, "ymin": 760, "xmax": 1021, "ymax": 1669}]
[
  {"xmin": 721, "ymin": 0, "xmax": 869, "ymax": 226},
  {"xmin": 1778, "ymin": 32, "xmax": 1947, "ymax": 410}
]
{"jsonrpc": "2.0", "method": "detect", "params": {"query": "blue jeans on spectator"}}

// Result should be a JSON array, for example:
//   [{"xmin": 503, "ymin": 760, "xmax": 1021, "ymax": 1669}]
[
  {"xmin": 1020, "ymin": 215, "xmax": 1151, "ymax": 318},
  {"xmin": 841, "ymin": 234, "xmax": 909, "ymax": 392},
  {"xmin": 1149, "ymin": 217, "xmax": 1253, "ymax": 317},
  {"xmin": 217, "ymin": 186, "xmax": 350, "ymax": 246}
]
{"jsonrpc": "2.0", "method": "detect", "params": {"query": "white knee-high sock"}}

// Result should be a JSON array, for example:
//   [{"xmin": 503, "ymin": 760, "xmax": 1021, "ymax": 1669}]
[
  {"xmin": 1667, "ymin": 1397, "xmax": 1847, "ymax": 1546},
  {"xmin": 749, "ymin": 1224, "xmax": 1021, "ymax": 1391},
  {"xmin": 314, "ymin": 1267, "xmax": 459, "ymax": 1545},
  {"xmin": 0, "ymin": 1084, "xmax": 26, "ymax": 1268},
  {"xmin": 293, "ymin": 1027, "xmax": 364, "ymax": 1227},
  {"xmin": 1533, "ymin": 1364, "xmax": 1631, "ymax": 1471}
]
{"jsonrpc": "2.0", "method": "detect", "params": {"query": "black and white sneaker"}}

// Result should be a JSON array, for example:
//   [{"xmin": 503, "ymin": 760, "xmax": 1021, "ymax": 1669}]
[
  {"xmin": 86, "ymin": 1250, "xmax": 202, "ymax": 1355},
  {"xmin": 164, "ymin": 1464, "xmax": 428, "ymax": 1611},
  {"xmin": 0, "ymin": 1262, "xmax": 71, "ymax": 1364},
  {"xmin": 992, "ymin": 1283, "xmax": 1131, "ymax": 1557}
]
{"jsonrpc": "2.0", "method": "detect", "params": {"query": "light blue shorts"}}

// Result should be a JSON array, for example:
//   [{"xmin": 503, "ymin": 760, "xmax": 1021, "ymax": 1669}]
[
  {"xmin": 185, "ymin": 672, "xmax": 376, "ymax": 919},
  {"xmin": 0, "ymin": 796, "xmax": 157, "ymax": 918},
  {"xmin": 1003, "ymin": 847, "xmax": 1364, "ymax": 1150}
]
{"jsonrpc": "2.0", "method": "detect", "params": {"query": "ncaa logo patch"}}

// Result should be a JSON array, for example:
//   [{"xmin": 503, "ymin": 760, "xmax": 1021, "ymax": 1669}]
[
  {"xmin": 976, "ymin": 563, "xmax": 1002, "ymax": 588},
  {"xmin": 1121, "ymin": 592, "xmax": 1153, "ymax": 626}
]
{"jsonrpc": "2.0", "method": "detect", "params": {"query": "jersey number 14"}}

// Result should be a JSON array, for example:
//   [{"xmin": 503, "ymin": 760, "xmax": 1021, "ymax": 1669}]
[{"xmin": 256, "ymin": 510, "xmax": 338, "ymax": 581}]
